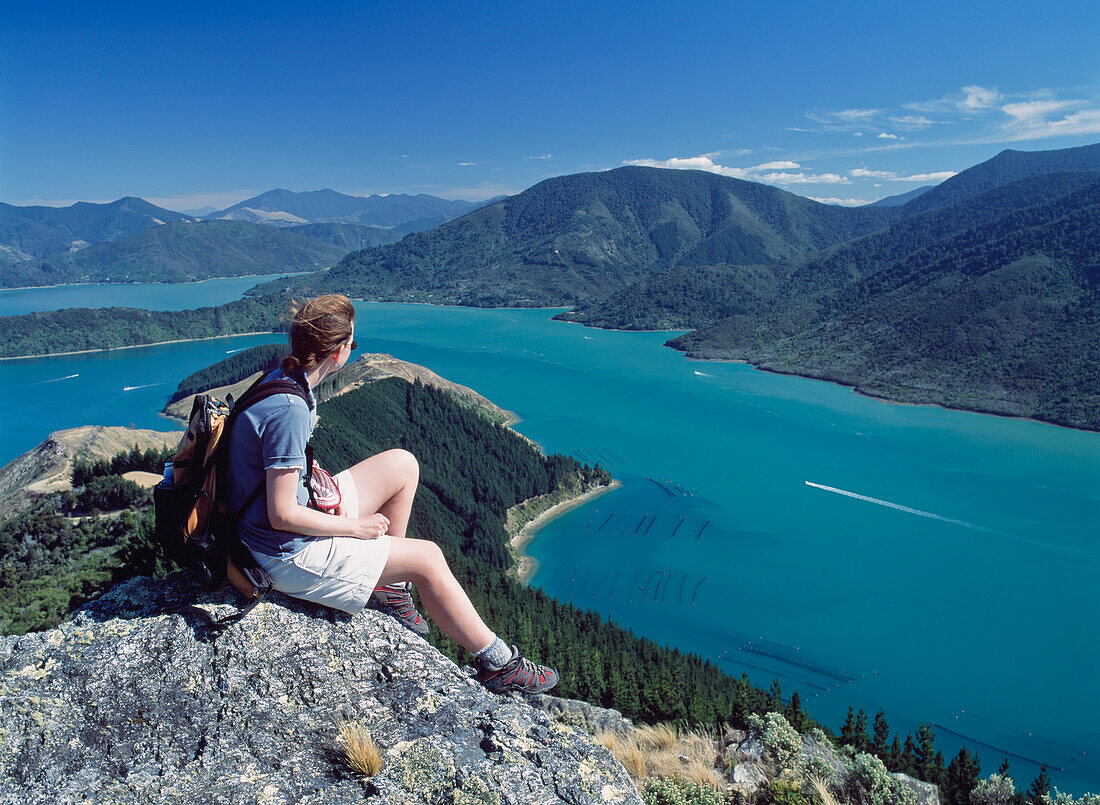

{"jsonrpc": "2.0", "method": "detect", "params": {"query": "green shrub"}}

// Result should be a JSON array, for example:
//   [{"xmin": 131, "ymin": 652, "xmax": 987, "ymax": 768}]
[
  {"xmin": 837, "ymin": 752, "xmax": 917, "ymax": 805},
  {"xmin": 640, "ymin": 777, "xmax": 734, "ymax": 805},
  {"xmin": 755, "ymin": 779, "xmax": 814, "ymax": 805},
  {"xmin": 748, "ymin": 712, "xmax": 802, "ymax": 779}
]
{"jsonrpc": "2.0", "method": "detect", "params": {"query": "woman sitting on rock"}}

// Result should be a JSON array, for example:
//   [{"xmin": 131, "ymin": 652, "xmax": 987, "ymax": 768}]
[{"xmin": 227, "ymin": 293, "xmax": 558, "ymax": 695}]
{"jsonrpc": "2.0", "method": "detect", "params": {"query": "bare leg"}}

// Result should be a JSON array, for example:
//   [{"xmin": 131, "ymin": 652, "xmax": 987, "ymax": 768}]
[
  {"xmin": 346, "ymin": 449, "xmax": 419, "ymax": 539},
  {"xmin": 375, "ymin": 537, "xmax": 494, "ymax": 653}
]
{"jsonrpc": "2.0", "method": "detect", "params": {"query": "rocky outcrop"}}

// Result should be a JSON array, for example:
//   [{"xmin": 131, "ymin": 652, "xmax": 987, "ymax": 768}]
[
  {"xmin": 0, "ymin": 426, "xmax": 179, "ymax": 515},
  {"xmin": 0, "ymin": 574, "xmax": 641, "ymax": 804}
]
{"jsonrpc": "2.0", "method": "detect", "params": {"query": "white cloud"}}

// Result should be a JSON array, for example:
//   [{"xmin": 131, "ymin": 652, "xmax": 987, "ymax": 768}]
[
  {"xmin": 895, "ymin": 171, "xmax": 956, "ymax": 183},
  {"xmin": 809, "ymin": 197, "xmax": 872, "ymax": 207},
  {"xmin": 877, "ymin": 133, "xmax": 899, "ymax": 140},
  {"xmin": 524, "ymin": 153, "xmax": 554, "ymax": 160},
  {"xmin": 752, "ymin": 160, "xmax": 801, "ymax": 170},
  {"xmin": 623, "ymin": 155, "xmax": 849, "ymax": 186},
  {"xmin": 834, "ymin": 108, "xmax": 882, "ymax": 122},
  {"xmin": 888, "ymin": 115, "xmax": 937, "ymax": 128},
  {"xmin": 850, "ymin": 168, "xmax": 894, "ymax": 179},
  {"xmin": 958, "ymin": 85, "xmax": 1003, "ymax": 111},
  {"xmin": 457, "ymin": 162, "xmax": 478, "ymax": 167},
  {"xmin": 853, "ymin": 132, "xmax": 864, "ymax": 137}
]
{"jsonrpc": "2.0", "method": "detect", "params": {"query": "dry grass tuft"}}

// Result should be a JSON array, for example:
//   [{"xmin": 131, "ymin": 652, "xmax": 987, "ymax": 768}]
[
  {"xmin": 597, "ymin": 723, "xmax": 723, "ymax": 788},
  {"xmin": 635, "ymin": 722, "xmax": 679, "ymax": 752},
  {"xmin": 598, "ymin": 730, "xmax": 649, "ymax": 780},
  {"xmin": 808, "ymin": 776, "xmax": 842, "ymax": 805},
  {"xmin": 337, "ymin": 719, "xmax": 383, "ymax": 777}
]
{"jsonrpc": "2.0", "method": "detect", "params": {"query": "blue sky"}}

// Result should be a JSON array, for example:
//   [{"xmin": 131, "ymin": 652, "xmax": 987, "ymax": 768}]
[{"xmin": 3, "ymin": 0, "xmax": 1099, "ymax": 209}]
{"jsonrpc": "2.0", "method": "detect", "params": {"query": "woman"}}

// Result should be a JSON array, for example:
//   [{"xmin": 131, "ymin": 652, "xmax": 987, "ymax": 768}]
[{"xmin": 227, "ymin": 294, "xmax": 558, "ymax": 694}]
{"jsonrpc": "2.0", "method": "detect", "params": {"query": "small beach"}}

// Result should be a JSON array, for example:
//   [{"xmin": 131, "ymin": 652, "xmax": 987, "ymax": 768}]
[{"xmin": 509, "ymin": 480, "xmax": 621, "ymax": 583}]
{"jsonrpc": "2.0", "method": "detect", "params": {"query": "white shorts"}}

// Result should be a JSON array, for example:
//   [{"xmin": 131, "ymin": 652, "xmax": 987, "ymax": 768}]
[{"xmin": 252, "ymin": 468, "xmax": 391, "ymax": 614}]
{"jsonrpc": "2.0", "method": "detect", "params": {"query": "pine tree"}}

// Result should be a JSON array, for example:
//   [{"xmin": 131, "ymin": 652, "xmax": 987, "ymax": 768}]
[
  {"xmin": 1027, "ymin": 764, "xmax": 1050, "ymax": 805},
  {"xmin": 854, "ymin": 708, "xmax": 870, "ymax": 753},
  {"xmin": 944, "ymin": 747, "xmax": 981, "ymax": 805},
  {"xmin": 901, "ymin": 733, "xmax": 917, "ymax": 776},
  {"xmin": 889, "ymin": 735, "xmax": 902, "ymax": 770},
  {"xmin": 872, "ymin": 709, "xmax": 890, "ymax": 758},
  {"xmin": 914, "ymin": 723, "xmax": 937, "ymax": 779},
  {"xmin": 840, "ymin": 704, "xmax": 857, "ymax": 746},
  {"xmin": 998, "ymin": 758, "xmax": 1011, "ymax": 776},
  {"xmin": 786, "ymin": 690, "xmax": 806, "ymax": 731},
  {"xmin": 766, "ymin": 679, "xmax": 782, "ymax": 711}
]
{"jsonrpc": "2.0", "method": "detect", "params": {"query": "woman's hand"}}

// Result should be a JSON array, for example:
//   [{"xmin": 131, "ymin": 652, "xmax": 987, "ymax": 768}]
[{"xmin": 352, "ymin": 513, "xmax": 390, "ymax": 540}]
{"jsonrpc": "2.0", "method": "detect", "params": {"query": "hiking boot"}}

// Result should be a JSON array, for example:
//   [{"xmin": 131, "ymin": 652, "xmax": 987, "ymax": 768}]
[
  {"xmin": 474, "ymin": 645, "xmax": 559, "ymax": 694},
  {"xmin": 368, "ymin": 583, "xmax": 430, "ymax": 636}
]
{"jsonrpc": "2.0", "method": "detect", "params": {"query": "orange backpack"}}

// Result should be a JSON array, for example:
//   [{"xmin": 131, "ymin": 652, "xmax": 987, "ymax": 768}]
[{"xmin": 155, "ymin": 376, "xmax": 309, "ymax": 623}]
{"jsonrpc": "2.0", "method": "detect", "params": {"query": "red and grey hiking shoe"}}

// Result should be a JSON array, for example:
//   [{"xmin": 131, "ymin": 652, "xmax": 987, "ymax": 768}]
[
  {"xmin": 368, "ymin": 583, "xmax": 430, "ymax": 636},
  {"xmin": 475, "ymin": 646, "xmax": 559, "ymax": 694}
]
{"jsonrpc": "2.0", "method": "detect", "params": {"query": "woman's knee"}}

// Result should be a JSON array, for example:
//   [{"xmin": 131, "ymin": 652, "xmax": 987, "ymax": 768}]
[
  {"xmin": 384, "ymin": 448, "xmax": 419, "ymax": 485},
  {"xmin": 385, "ymin": 537, "xmax": 446, "ymax": 585}
]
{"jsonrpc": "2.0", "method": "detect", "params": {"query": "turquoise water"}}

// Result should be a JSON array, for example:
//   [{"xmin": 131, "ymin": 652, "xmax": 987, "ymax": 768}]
[
  {"xmin": 1, "ymin": 292, "xmax": 1096, "ymax": 793},
  {"xmin": 0, "ymin": 274, "xmax": 297, "ymax": 316}
]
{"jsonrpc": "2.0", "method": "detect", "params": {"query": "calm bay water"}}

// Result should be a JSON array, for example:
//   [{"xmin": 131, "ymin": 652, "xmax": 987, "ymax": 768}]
[
  {"xmin": 0, "ymin": 274, "xmax": 299, "ymax": 317},
  {"xmin": 1, "ymin": 290, "xmax": 1097, "ymax": 792}
]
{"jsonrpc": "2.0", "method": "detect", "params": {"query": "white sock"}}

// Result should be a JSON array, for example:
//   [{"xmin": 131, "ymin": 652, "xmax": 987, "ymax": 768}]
[{"xmin": 474, "ymin": 636, "xmax": 511, "ymax": 669}]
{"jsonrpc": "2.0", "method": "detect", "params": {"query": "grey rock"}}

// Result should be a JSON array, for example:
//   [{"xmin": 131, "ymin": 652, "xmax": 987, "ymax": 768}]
[
  {"xmin": 799, "ymin": 735, "xmax": 847, "ymax": 778},
  {"xmin": 895, "ymin": 772, "xmax": 941, "ymax": 805},
  {"xmin": 732, "ymin": 761, "xmax": 768, "ymax": 790},
  {"xmin": 0, "ymin": 574, "xmax": 642, "ymax": 805},
  {"xmin": 526, "ymin": 695, "xmax": 633, "ymax": 737}
]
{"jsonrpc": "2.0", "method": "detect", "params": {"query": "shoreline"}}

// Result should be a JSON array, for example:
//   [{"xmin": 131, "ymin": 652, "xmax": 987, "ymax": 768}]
[
  {"xmin": 0, "ymin": 271, "xmax": 311, "ymax": 294},
  {"xmin": 676, "ymin": 349, "xmax": 1100, "ymax": 435},
  {"xmin": 509, "ymin": 480, "xmax": 621, "ymax": 584},
  {"xmin": 0, "ymin": 331, "xmax": 278, "ymax": 362}
]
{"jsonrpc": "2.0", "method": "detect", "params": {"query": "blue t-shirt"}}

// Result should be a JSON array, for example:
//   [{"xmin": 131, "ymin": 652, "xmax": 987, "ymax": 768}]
[{"xmin": 227, "ymin": 367, "xmax": 317, "ymax": 557}]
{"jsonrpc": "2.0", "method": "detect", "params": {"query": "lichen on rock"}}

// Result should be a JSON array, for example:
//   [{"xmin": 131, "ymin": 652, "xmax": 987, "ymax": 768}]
[{"xmin": 0, "ymin": 574, "xmax": 641, "ymax": 804}]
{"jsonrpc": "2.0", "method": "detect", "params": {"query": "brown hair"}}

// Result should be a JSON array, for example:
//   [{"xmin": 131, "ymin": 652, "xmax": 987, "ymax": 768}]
[{"xmin": 282, "ymin": 294, "xmax": 356, "ymax": 373}]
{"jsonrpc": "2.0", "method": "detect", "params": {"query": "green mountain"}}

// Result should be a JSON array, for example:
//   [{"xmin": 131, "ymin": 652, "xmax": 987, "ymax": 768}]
[
  {"xmin": 288, "ymin": 166, "xmax": 898, "ymax": 306},
  {"xmin": 558, "ymin": 169, "xmax": 1100, "ymax": 331},
  {"xmin": 902, "ymin": 142, "xmax": 1100, "ymax": 215},
  {"xmin": 0, "ymin": 220, "xmax": 346, "ymax": 288},
  {"xmin": 0, "ymin": 197, "xmax": 194, "ymax": 263},
  {"xmin": 206, "ymin": 188, "xmax": 483, "ymax": 228},
  {"xmin": 869, "ymin": 186, "xmax": 932, "ymax": 207},
  {"xmin": 286, "ymin": 221, "xmax": 406, "ymax": 251},
  {"xmin": 671, "ymin": 175, "xmax": 1100, "ymax": 429}
]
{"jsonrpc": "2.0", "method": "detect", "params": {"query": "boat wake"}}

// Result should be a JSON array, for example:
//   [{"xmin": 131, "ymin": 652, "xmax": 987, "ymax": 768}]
[
  {"xmin": 225, "ymin": 347, "xmax": 249, "ymax": 354},
  {"xmin": 805, "ymin": 481, "xmax": 996, "ymax": 533},
  {"xmin": 122, "ymin": 382, "xmax": 162, "ymax": 392},
  {"xmin": 35, "ymin": 373, "xmax": 79, "ymax": 385},
  {"xmin": 805, "ymin": 481, "xmax": 1089, "ymax": 558}
]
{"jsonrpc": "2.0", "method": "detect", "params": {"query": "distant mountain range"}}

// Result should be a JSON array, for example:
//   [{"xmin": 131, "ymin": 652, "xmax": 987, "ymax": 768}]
[
  {"xmin": 0, "ymin": 197, "xmax": 194, "ymax": 263},
  {"xmin": 0, "ymin": 189, "xmax": 497, "ymax": 288},
  {"xmin": 202, "ymin": 188, "xmax": 493, "ymax": 230},
  {"xmin": 0, "ymin": 220, "xmax": 347, "ymax": 287}
]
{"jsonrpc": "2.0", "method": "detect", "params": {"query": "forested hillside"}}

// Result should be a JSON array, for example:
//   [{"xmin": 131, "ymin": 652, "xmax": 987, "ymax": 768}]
[
  {"xmin": 281, "ymin": 166, "xmax": 897, "ymax": 307},
  {"xmin": 0, "ymin": 294, "xmax": 286, "ymax": 358},
  {"xmin": 0, "ymin": 197, "xmax": 193, "ymax": 263},
  {"xmin": 671, "ymin": 177, "xmax": 1100, "ymax": 429},
  {"xmin": 0, "ymin": 220, "xmax": 342, "ymax": 288}
]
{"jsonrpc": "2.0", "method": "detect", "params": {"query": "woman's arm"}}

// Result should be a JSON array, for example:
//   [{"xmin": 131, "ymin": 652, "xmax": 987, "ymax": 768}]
[{"xmin": 265, "ymin": 467, "xmax": 389, "ymax": 539}]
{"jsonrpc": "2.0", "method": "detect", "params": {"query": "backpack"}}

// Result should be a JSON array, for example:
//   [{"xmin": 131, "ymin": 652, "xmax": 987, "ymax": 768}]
[{"xmin": 154, "ymin": 373, "xmax": 310, "ymax": 628}]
